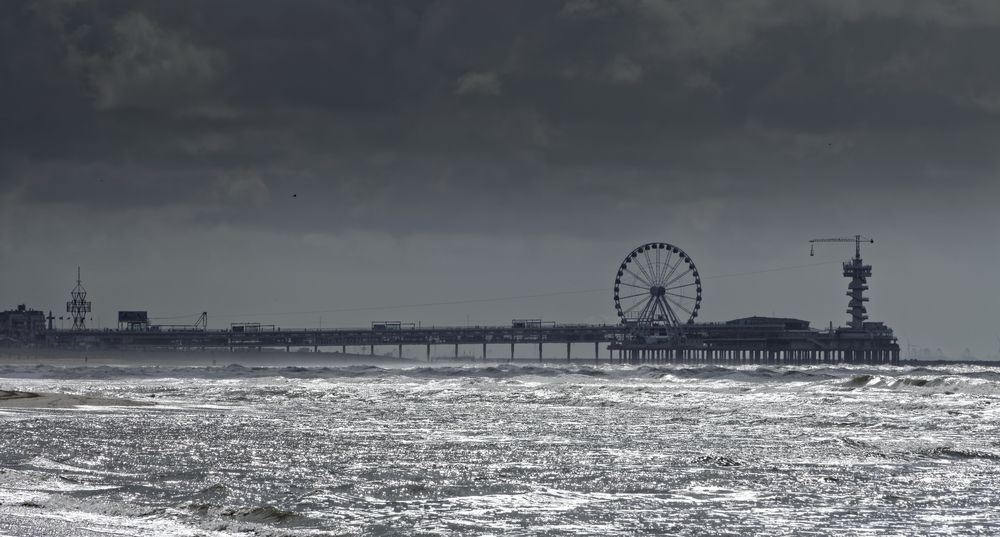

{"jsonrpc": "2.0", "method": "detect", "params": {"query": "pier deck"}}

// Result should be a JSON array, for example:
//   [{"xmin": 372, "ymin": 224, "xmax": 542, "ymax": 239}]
[{"xmin": 37, "ymin": 316, "xmax": 899, "ymax": 365}]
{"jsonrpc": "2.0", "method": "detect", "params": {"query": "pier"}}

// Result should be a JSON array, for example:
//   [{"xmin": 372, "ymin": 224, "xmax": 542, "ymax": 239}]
[
  {"xmin": 5, "ymin": 239, "xmax": 901, "ymax": 365},
  {"xmin": 37, "ymin": 315, "xmax": 899, "ymax": 365}
]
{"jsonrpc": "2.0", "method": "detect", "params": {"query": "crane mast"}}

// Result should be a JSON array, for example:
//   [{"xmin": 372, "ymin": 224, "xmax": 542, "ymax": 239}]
[{"xmin": 809, "ymin": 235, "xmax": 875, "ymax": 330}]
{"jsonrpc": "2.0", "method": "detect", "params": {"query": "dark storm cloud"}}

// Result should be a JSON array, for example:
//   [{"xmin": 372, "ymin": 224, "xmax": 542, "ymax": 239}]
[{"xmin": 3, "ymin": 0, "xmax": 1000, "ymax": 234}]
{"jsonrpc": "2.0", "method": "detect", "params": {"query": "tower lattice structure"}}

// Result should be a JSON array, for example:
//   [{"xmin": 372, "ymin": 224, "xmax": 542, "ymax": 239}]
[
  {"xmin": 843, "ymin": 254, "xmax": 872, "ymax": 329},
  {"xmin": 66, "ymin": 267, "xmax": 92, "ymax": 330}
]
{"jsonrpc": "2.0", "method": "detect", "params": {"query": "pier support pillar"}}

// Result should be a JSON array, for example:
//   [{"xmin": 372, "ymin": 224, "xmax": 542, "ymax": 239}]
[
  {"xmin": 511, "ymin": 342, "xmax": 515, "ymax": 361},
  {"xmin": 483, "ymin": 342, "xmax": 487, "ymax": 360},
  {"xmin": 567, "ymin": 342, "xmax": 571, "ymax": 362},
  {"xmin": 539, "ymin": 341, "xmax": 543, "ymax": 362},
  {"xmin": 426, "ymin": 343, "xmax": 431, "ymax": 361},
  {"xmin": 455, "ymin": 343, "xmax": 459, "ymax": 359},
  {"xmin": 399, "ymin": 343, "xmax": 403, "ymax": 359}
]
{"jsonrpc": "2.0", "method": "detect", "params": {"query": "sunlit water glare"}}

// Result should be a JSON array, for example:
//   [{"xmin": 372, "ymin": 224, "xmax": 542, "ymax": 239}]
[{"xmin": 2, "ymin": 362, "xmax": 1000, "ymax": 535}]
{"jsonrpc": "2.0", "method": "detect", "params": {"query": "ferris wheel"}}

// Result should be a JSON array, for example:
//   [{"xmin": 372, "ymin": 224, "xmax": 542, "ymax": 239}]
[{"xmin": 613, "ymin": 242, "xmax": 702, "ymax": 330}]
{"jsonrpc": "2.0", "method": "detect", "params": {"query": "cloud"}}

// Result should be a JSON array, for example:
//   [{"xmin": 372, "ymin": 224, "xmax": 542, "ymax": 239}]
[
  {"xmin": 604, "ymin": 55, "xmax": 643, "ymax": 85},
  {"xmin": 86, "ymin": 11, "xmax": 225, "ymax": 110},
  {"xmin": 1, "ymin": 0, "xmax": 999, "ymax": 239},
  {"xmin": 559, "ymin": 0, "xmax": 601, "ymax": 17},
  {"xmin": 960, "ymin": 93, "xmax": 1000, "ymax": 114},
  {"xmin": 455, "ymin": 71, "xmax": 502, "ymax": 97},
  {"xmin": 633, "ymin": 0, "xmax": 789, "ymax": 59},
  {"xmin": 813, "ymin": 0, "xmax": 1000, "ymax": 26},
  {"xmin": 211, "ymin": 172, "xmax": 271, "ymax": 207},
  {"xmin": 683, "ymin": 71, "xmax": 721, "ymax": 95}
]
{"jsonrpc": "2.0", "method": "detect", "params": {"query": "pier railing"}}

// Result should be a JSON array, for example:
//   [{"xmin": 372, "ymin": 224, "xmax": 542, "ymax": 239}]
[{"xmin": 36, "ymin": 321, "xmax": 899, "ymax": 365}]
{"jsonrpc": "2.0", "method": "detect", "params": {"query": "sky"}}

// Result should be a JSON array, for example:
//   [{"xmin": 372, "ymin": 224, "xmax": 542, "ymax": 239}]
[{"xmin": 1, "ymin": 0, "xmax": 998, "ymax": 357}]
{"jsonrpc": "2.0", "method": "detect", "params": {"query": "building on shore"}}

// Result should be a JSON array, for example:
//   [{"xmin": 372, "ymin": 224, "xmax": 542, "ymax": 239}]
[{"xmin": 0, "ymin": 305, "xmax": 48, "ymax": 345}]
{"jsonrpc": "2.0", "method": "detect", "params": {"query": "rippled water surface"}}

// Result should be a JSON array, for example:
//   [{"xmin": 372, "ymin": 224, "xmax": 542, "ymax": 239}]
[{"xmin": 3, "ymin": 361, "xmax": 1000, "ymax": 535}]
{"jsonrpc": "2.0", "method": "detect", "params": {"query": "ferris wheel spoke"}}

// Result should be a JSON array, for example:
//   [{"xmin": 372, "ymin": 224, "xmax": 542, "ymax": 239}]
[
  {"xmin": 620, "ymin": 299, "xmax": 644, "ymax": 313},
  {"xmin": 655, "ymin": 252, "xmax": 668, "ymax": 283},
  {"xmin": 652, "ymin": 297, "xmax": 668, "ymax": 322},
  {"xmin": 657, "ymin": 250, "xmax": 674, "ymax": 283},
  {"xmin": 643, "ymin": 250, "xmax": 659, "ymax": 281},
  {"xmin": 660, "ymin": 256, "xmax": 685, "ymax": 287},
  {"xmin": 664, "ymin": 295, "xmax": 693, "ymax": 317},
  {"xmin": 623, "ymin": 267, "xmax": 652, "ymax": 288},
  {"xmin": 641, "ymin": 250, "xmax": 658, "ymax": 284},
  {"xmin": 627, "ymin": 303, "xmax": 647, "ymax": 323},
  {"xmin": 667, "ymin": 300, "xmax": 685, "ymax": 326},
  {"xmin": 664, "ymin": 267, "xmax": 693, "ymax": 288},
  {"xmin": 665, "ymin": 300, "xmax": 677, "ymax": 323},
  {"xmin": 665, "ymin": 281, "xmax": 697, "ymax": 291},
  {"xmin": 648, "ymin": 295, "xmax": 661, "ymax": 318},
  {"xmin": 622, "ymin": 302, "xmax": 645, "ymax": 318},
  {"xmin": 638, "ymin": 295, "xmax": 658, "ymax": 320},
  {"xmin": 618, "ymin": 291, "xmax": 649, "ymax": 301},
  {"xmin": 638, "ymin": 296, "xmax": 658, "ymax": 322},
  {"xmin": 633, "ymin": 254, "xmax": 656, "ymax": 286},
  {"xmin": 618, "ymin": 282, "xmax": 648, "ymax": 291},
  {"xmin": 657, "ymin": 297, "xmax": 681, "ymax": 326},
  {"xmin": 654, "ymin": 248, "xmax": 662, "ymax": 283},
  {"xmin": 665, "ymin": 290, "xmax": 696, "ymax": 301},
  {"xmin": 622, "ymin": 296, "xmax": 652, "ymax": 315}
]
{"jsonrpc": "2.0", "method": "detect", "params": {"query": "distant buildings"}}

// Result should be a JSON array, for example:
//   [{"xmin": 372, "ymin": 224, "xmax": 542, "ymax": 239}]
[{"xmin": 0, "ymin": 305, "xmax": 48, "ymax": 344}]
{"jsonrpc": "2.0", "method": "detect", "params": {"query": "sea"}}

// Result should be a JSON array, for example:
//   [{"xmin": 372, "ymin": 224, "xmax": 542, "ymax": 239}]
[{"xmin": 2, "ymin": 360, "xmax": 1000, "ymax": 536}]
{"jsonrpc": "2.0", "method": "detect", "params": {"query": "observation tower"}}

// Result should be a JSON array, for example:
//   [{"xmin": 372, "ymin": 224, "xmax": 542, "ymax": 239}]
[{"xmin": 66, "ymin": 267, "xmax": 92, "ymax": 330}]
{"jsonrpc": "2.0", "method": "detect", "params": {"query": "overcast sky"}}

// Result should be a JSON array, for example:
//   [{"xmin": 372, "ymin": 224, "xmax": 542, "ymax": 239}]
[{"xmin": 1, "ymin": 0, "xmax": 998, "ymax": 357}]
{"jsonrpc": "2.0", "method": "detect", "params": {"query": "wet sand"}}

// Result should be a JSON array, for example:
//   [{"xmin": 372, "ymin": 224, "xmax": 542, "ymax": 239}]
[{"xmin": 0, "ymin": 389, "xmax": 152, "ymax": 408}]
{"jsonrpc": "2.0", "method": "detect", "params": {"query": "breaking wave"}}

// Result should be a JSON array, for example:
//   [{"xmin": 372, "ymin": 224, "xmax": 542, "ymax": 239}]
[
  {"xmin": 5, "ymin": 353, "xmax": 1000, "ymax": 535},
  {"xmin": 3, "ymin": 362, "xmax": 999, "ymax": 388},
  {"xmin": 921, "ymin": 446, "xmax": 1000, "ymax": 461},
  {"xmin": 839, "ymin": 373, "xmax": 1000, "ymax": 395}
]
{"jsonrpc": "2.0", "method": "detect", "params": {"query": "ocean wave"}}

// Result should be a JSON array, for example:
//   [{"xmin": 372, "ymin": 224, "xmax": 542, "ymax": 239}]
[
  {"xmin": 920, "ymin": 446, "xmax": 1000, "ymax": 460},
  {"xmin": 0, "ymin": 362, "xmax": 826, "ymax": 381},
  {"xmin": 221, "ymin": 504, "xmax": 300, "ymax": 523},
  {"xmin": 839, "ymin": 374, "xmax": 1000, "ymax": 395},
  {"xmin": 3, "ymin": 362, "xmax": 1000, "ymax": 390}
]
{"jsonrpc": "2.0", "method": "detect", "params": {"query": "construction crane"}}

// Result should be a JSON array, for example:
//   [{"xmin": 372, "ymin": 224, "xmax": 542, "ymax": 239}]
[
  {"xmin": 809, "ymin": 235, "xmax": 874, "ymax": 258},
  {"xmin": 808, "ymin": 235, "xmax": 876, "ymax": 330}
]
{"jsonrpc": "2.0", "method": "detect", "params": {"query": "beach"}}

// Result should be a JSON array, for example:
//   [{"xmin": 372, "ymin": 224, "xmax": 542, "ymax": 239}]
[{"xmin": 0, "ymin": 389, "xmax": 151, "ymax": 408}]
